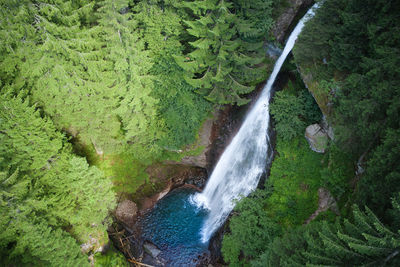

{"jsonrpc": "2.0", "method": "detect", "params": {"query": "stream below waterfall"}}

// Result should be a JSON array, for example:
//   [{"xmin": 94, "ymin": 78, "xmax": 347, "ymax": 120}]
[{"xmin": 139, "ymin": 4, "xmax": 319, "ymax": 266}]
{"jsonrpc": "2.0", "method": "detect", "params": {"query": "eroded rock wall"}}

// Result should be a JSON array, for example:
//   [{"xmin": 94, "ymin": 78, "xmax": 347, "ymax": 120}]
[{"xmin": 271, "ymin": 0, "xmax": 314, "ymax": 43}]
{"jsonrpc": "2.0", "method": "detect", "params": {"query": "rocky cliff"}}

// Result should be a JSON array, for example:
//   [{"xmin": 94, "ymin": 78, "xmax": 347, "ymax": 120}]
[{"xmin": 271, "ymin": 0, "xmax": 314, "ymax": 43}]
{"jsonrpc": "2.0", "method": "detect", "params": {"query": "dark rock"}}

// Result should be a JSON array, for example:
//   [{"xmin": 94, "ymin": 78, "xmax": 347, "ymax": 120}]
[
  {"xmin": 266, "ymin": 43, "xmax": 282, "ymax": 59},
  {"xmin": 271, "ymin": 0, "xmax": 314, "ymax": 43},
  {"xmin": 321, "ymin": 115, "xmax": 334, "ymax": 140},
  {"xmin": 207, "ymin": 216, "xmax": 230, "ymax": 266},
  {"xmin": 143, "ymin": 241, "xmax": 161, "ymax": 258},
  {"xmin": 179, "ymin": 111, "xmax": 219, "ymax": 168},
  {"xmin": 136, "ymin": 164, "xmax": 207, "ymax": 212},
  {"xmin": 107, "ymin": 222, "xmax": 143, "ymax": 260}
]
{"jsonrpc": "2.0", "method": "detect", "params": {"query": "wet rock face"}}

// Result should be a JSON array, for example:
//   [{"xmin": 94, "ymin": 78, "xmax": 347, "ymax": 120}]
[
  {"xmin": 271, "ymin": 0, "xmax": 314, "ymax": 43},
  {"xmin": 115, "ymin": 200, "xmax": 138, "ymax": 229},
  {"xmin": 179, "ymin": 112, "xmax": 218, "ymax": 168},
  {"xmin": 136, "ymin": 164, "xmax": 207, "ymax": 212}
]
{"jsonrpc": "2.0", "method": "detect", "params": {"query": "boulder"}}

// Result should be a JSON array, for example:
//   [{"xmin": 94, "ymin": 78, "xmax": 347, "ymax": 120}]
[
  {"xmin": 115, "ymin": 200, "xmax": 138, "ymax": 228},
  {"xmin": 143, "ymin": 242, "xmax": 161, "ymax": 258},
  {"xmin": 305, "ymin": 124, "xmax": 328, "ymax": 153}
]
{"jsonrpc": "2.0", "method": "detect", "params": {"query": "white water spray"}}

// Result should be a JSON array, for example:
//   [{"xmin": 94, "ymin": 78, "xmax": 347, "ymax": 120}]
[{"xmin": 191, "ymin": 4, "xmax": 319, "ymax": 243}]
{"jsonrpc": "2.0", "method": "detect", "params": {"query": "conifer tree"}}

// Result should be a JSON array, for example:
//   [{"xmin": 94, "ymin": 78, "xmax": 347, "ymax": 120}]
[
  {"xmin": 176, "ymin": 0, "xmax": 268, "ymax": 105},
  {"xmin": 0, "ymin": 92, "xmax": 115, "ymax": 265},
  {"xmin": 131, "ymin": 0, "xmax": 212, "ymax": 148},
  {"xmin": 96, "ymin": 0, "xmax": 163, "ymax": 158},
  {"xmin": 256, "ymin": 204, "xmax": 400, "ymax": 266},
  {"xmin": 10, "ymin": 0, "xmax": 123, "ymax": 154},
  {"xmin": 231, "ymin": 0, "xmax": 273, "ymax": 38},
  {"xmin": 0, "ymin": 0, "xmax": 35, "ymax": 85}
]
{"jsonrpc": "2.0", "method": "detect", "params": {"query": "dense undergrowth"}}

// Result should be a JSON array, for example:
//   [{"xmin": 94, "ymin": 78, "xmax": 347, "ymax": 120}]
[
  {"xmin": 0, "ymin": 0, "xmax": 279, "ymax": 265},
  {"xmin": 1, "ymin": 0, "xmax": 399, "ymax": 265},
  {"xmin": 222, "ymin": 0, "xmax": 400, "ymax": 266}
]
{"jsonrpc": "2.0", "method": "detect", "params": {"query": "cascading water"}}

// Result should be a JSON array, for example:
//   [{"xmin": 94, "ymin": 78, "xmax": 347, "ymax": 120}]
[{"xmin": 191, "ymin": 3, "xmax": 320, "ymax": 243}]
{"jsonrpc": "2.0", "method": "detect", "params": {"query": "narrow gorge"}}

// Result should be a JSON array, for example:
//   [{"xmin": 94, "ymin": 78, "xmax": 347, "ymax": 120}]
[{"xmin": 130, "ymin": 4, "xmax": 319, "ymax": 266}]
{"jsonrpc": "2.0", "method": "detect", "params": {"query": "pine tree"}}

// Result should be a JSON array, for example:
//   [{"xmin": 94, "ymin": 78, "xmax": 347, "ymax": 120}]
[
  {"xmin": 176, "ymin": 0, "xmax": 268, "ymax": 105},
  {"xmin": 0, "ymin": 92, "xmax": 115, "ymax": 265},
  {"xmin": 0, "ymin": 92, "xmax": 64, "ymax": 173},
  {"xmin": 96, "ymin": 0, "xmax": 163, "ymax": 158},
  {"xmin": 258, "ymin": 204, "xmax": 400, "ymax": 266},
  {"xmin": 131, "ymin": 0, "xmax": 212, "ymax": 149},
  {"xmin": 11, "ymin": 0, "xmax": 123, "ymax": 154},
  {"xmin": 0, "ymin": 0, "xmax": 38, "ymax": 89}
]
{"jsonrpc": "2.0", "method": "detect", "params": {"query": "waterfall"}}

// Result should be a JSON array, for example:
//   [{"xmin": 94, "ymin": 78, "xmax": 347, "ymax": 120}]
[{"xmin": 191, "ymin": 4, "xmax": 320, "ymax": 243}]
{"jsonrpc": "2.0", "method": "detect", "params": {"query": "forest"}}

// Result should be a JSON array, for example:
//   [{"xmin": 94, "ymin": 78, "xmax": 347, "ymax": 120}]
[
  {"xmin": 222, "ymin": 0, "xmax": 400, "ymax": 266},
  {"xmin": 1, "ymin": 0, "xmax": 399, "ymax": 266}
]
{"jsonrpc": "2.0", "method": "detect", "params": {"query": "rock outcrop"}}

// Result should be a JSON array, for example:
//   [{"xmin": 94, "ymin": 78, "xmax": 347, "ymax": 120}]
[
  {"xmin": 305, "ymin": 124, "xmax": 328, "ymax": 153},
  {"xmin": 297, "ymin": 67, "xmax": 333, "ymax": 118},
  {"xmin": 305, "ymin": 187, "xmax": 339, "ymax": 224},
  {"xmin": 133, "ymin": 164, "xmax": 207, "ymax": 211},
  {"xmin": 115, "ymin": 200, "xmax": 138, "ymax": 229},
  {"xmin": 179, "ymin": 112, "xmax": 218, "ymax": 168},
  {"xmin": 271, "ymin": 0, "xmax": 314, "ymax": 43},
  {"xmin": 143, "ymin": 242, "xmax": 162, "ymax": 258}
]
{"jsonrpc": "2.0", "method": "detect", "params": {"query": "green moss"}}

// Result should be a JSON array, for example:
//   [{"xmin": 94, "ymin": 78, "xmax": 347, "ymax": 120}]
[
  {"xmin": 266, "ymin": 137, "xmax": 325, "ymax": 227},
  {"xmin": 95, "ymin": 153, "xmax": 150, "ymax": 195},
  {"xmin": 94, "ymin": 245, "xmax": 128, "ymax": 267},
  {"xmin": 320, "ymin": 143, "xmax": 354, "ymax": 204},
  {"xmin": 314, "ymin": 135, "xmax": 329, "ymax": 152},
  {"xmin": 314, "ymin": 209, "xmax": 338, "ymax": 223}
]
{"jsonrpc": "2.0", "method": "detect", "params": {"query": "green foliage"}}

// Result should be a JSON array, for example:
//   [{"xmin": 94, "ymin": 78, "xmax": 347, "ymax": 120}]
[
  {"xmin": 94, "ymin": 246, "xmax": 128, "ymax": 267},
  {"xmin": 270, "ymin": 90, "xmax": 307, "ymax": 140},
  {"xmin": 300, "ymin": 90, "xmax": 322, "ymax": 125},
  {"xmin": 270, "ymin": 80, "xmax": 321, "ymax": 140},
  {"xmin": 293, "ymin": 0, "xmax": 345, "ymax": 70},
  {"xmin": 0, "ymin": 0, "xmax": 282, "ymax": 264},
  {"xmin": 222, "ymin": 136, "xmax": 326, "ymax": 266},
  {"xmin": 0, "ymin": 93, "xmax": 63, "ymax": 173},
  {"xmin": 176, "ymin": 0, "xmax": 271, "ymax": 105},
  {"xmin": 358, "ymin": 129, "xmax": 400, "ymax": 219},
  {"xmin": 231, "ymin": 0, "xmax": 274, "ymax": 38},
  {"xmin": 132, "ymin": 1, "xmax": 212, "ymax": 148},
  {"xmin": 253, "ymin": 203, "xmax": 400, "ymax": 266},
  {"xmin": 95, "ymin": 153, "xmax": 149, "ymax": 195},
  {"xmin": 0, "ymin": 219, "xmax": 88, "ymax": 266},
  {"xmin": 222, "ymin": 189, "xmax": 281, "ymax": 266},
  {"xmin": 294, "ymin": 0, "xmax": 400, "ymax": 217},
  {"xmin": 96, "ymin": 0, "xmax": 164, "ymax": 158},
  {"xmin": 266, "ymin": 137, "xmax": 323, "ymax": 227},
  {"xmin": 320, "ymin": 143, "xmax": 354, "ymax": 200},
  {"xmin": 251, "ymin": 225, "xmax": 308, "ymax": 267},
  {"xmin": 0, "ymin": 93, "xmax": 115, "ymax": 265}
]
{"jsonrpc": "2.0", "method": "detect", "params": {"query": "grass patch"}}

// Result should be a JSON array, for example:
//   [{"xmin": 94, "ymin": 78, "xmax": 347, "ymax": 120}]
[
  {"xmin": 95, "ymin": 153, "xmax": 150, "ymax": 195},
  {"xmin": 71, "ymin": 137, "xmax": 151, "ymax": 194},
  {"xmin": 71, "ymin": 133, "xmax": 206, "ymax": 195}
]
